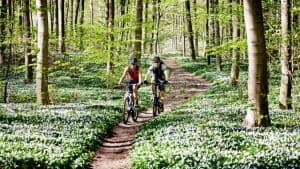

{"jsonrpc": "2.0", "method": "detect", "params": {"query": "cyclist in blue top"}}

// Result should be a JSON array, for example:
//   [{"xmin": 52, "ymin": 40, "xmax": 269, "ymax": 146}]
[{"xmin": 144, "ymin": 56, "xmax": 169, "ymax": 104}]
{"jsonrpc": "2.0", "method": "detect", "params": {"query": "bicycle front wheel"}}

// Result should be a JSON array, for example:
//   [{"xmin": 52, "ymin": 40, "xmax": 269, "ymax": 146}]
[
  {"xmin": 152, "ymin": 98, "xmax": 157, "ymax": 117},
  {"xmin": 123, "ymin": 99, "xmax": 130, "ymax": 124}
]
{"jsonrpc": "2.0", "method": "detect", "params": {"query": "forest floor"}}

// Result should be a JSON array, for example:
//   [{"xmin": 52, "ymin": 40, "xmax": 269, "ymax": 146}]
[{"xmin": 90, "ymin": 58, "xmax": 212, "ymax": 169}]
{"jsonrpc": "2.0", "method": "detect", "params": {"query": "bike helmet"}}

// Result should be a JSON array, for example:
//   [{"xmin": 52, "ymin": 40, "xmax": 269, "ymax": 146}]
[
  {"xmin": 152, "ymin": 56, "xmax": 161, "ymax": 63},
  {"xmin": 129, "ymin": 56, "xmax": 137, "ymax": 64}
]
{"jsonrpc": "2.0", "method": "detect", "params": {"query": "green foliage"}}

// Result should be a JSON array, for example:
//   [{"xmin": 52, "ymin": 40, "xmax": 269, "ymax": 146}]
[
  {"xmin": 0, "ymin": 84, "xmax": 151, "ymax": 168},
  {"xmin": 130, "ymin": 58, "xmax": 300, "ymax": 169},
  {"xmin": 0, "ymin": 102, "xmax": 122, "ymax": 169}
]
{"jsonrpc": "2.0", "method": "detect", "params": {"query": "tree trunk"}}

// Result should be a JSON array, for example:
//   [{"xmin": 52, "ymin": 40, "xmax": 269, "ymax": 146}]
[
  {"xmin": 50, "ymin": 0, "xmax": 54, "ymax": 32},
  {"xmin": 79, "ymin": 0, "xmax": 84, "ymax": 50},
  {"xmin": 0, "ymin": 0, "xmax": 7, "ymax": 65},
  {"xmin": 143, "ymin": 0, "xmax": 148, "ymax": 53},
  {"xmin": 65, "ymin": 0, "xmax": 69, "ymax": 25},
  {"xmin": 154, "ymin": 0, "xmax": 160, "ymax": 54},
  {"xmin": 279, "ymin": 0, "xmax": 292, "ymax": 109},
  {"xmin": 54, "ymin": 0, "xmax": 59, "ymax": 47},
  {"xmin": 150, "ymin": 0, "xmax": 157, "ymax": 54},
  {"xmin": 107, "ymin": 0, "xmax": 114, "ymax": 72},
  {"xmin": 243, "ymin": 0, "xmax": 270, "ymax": 127},
  {"xmin": 3, "ymin": 0, "xmax": 13, "ymax": 103},
  {"xmin": 117, "ymin": 0, "xmax": 126, "ymax": 55},
  {"xmin": 89, "ymin": 0, "xmax": 93, "ymax": 24},
  {"xmin": 214, "ymin": 0, "xmax": 222, "ymax": 71},
  {"xmin": 185, "ymin": 0, "xmax": 196, "ymax": 60},
  {"xmin": 24, "ymin": 0, "xmax": 33, "ymax": 83},
  {"xmin": 205, "ymin": 0, "xmax": 211, "ymax": 65},
  {"xmin": 134, "ymin": 0, "xmax": 143, "ymax": 63},
  {"xmin": 74, "ymin": 0, "xmax": 80, "ymax": 25},
  {"xmin": 230, "ymin": 0, "xmax": 240, "ymax": 85},
  {"xmin": 193, "ymin": 0, "xmax": 199, "ymax": 58},
  {"xmin": 58, "ymin": 0, "xmax": 65, "ymax": 53},
  {"xmin": 36, "ymin": 0, "xmax": 50, "ymax": 105},
  {"xmin": 70, "ymin": 0, "xmax": 74, "ymax": 35}
]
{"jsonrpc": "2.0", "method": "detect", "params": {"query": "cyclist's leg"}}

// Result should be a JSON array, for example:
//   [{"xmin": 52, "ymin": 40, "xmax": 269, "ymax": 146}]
[{"xmin": 151, "ymin": 77, "xmax": 155, "ymax": 95}]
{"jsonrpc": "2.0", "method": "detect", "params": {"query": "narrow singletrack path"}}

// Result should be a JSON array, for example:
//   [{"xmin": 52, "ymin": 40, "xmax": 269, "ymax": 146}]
[{"xmin": 91, "ymin": 58, "xmax": 212, "ymax": 169}]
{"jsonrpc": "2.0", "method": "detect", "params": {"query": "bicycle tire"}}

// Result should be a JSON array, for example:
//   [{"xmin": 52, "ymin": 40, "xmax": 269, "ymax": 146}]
[
  {"xmin": 158, "ymin": 102, "xmax": 162, "ymax": 114},
  {"xmin": 132, "ymin": 108, "xmax": 138, "ymax": 122},
  {"xmin": 123, "ymin": 99, "xmax": 130, "ymax": 124},
  {"xmin": 153, "ymin": 98, "xmax": 157, "ymax": 117}
]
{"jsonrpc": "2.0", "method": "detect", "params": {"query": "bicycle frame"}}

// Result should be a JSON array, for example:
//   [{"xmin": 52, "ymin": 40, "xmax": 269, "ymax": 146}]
[
  {"xmin": 151, "ymin": 80, "xmax": 163, "ymax": 116},
  {"xmin": 123, "ymin": 83, "xmax": 138, "ymax": 123},
  {"xmin": 125, "ymin": 90, "xmax": 134, "ymax": 110}
]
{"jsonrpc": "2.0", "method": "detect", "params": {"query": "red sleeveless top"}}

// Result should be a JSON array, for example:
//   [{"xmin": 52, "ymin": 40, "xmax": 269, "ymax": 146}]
[{"xmin": 128, "ymin": 66, "xmax": 139, "ymax": 81}]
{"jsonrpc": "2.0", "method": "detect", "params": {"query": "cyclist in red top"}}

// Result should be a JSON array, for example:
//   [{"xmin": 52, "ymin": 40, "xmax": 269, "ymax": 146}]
[{"xmin": 118, "ymin": 56, "xmax": 142, "ymax": 106}]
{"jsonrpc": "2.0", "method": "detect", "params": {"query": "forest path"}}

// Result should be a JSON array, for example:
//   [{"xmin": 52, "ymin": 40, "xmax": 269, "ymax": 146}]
[{"xmin": 90, "ymin": 58, "xmax": 212, "ymax": 169}]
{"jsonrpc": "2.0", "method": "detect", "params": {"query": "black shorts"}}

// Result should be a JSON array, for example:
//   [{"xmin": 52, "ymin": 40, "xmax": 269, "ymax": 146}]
[
  {"xmin": 126, "ymin": 80, "xmax": 139, "ymax": 92},
  {"xmin": 158, "ymin": 83, "xmax": 165, "ymax": 92},
  {"xmin": 152, "ymin": 79, "xmax": 165, "ymax": 91}
]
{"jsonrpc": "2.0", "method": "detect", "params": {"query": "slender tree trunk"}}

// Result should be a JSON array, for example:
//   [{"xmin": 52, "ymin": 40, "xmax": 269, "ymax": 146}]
[
  {"xmin": 89, "ymin": 0, "xmax": 93, "ymax": 24},
  {"xmin": 74, "ymin": 0, "xmax": 80, "ymax": 25},
  {"xmin": 58, "ymin": 0, "xmax": 65, "ymax": 53},
  {"xmin": 172, "ymin": 14, "xmax": 176, "ymax": 50},
  {"xmin": 243, "ymin": 0, "xmax": 270, "ymax": 127},
  {"xmin": 117, "ymin": 0, "xmax": 126, "ymax": 55},
  {"xmin": 185, "ymin": 0, "xmax": 196, "ymax": 60},
  {"xmin": 214, "ymin": 0, "xmax": 222, "ymax": 71},
  {"xmin": 150, "ymin": 0, "xmax": 157, "ymax": 54},
  {"xmin": 18, "ymin": 0, "xmax": 23, "ymax": 28},
  {"xmin": 230, "ymin": 0, "xmax": 240, "ymax": 85},
  {"xmin": 3, "ymin": 0, "xmax": 13, "ymax": 103},
  {"xmin": 54, "ymin": 0, "xmax": 59, "ymax": 46},
  {"xmin": 205, "ymin": 0, "xmax": 211, "ymax": 65},
  {"xmin": 70, "ymin": 0, "xmax": 74, "ymax": 35},
  {"xmin": 79, "ymin": 0, "xmax": 84, "ymax": 50},
  {"xmin": 154, "ymin": 0, "xmax": 160, "ymax": 54},
  {"xmin": 134, "ymin": 0, "xmax": 143, "ymax": 63},
  {"xmin": 279, "ymin": 0, "xmax": 292, "ymax": 109},
  {"xmin": 0, "ymin": 0, "xmax": 7, "ymax": 65},
  {"xmin": 65, "ymin": 0, "xmax": 69, "ymax": 25},
  {"xmin": 107, "ymin": 0, "xmax": 114, "ymax": 72},
  {"xmin": 50, "ymin": 0, "xmax": 54, "ymax": 32},
  {"xmin": 143, "ymin": 0, "xmax": 148, "ymax": 53},
  {"xmin": 181, "ymin": 14, "xmax": 186, "ymax": 56},
  {"xmin": 36, "ymin": 0, "xmax": 50, "ymax": 105},
  {"xmin": 193, "ymin": 0, "xmax": 199, "ymax": 58},
  {"xmin": 24, "ymin": 0, "xmax": 33, "ymax": 83}
]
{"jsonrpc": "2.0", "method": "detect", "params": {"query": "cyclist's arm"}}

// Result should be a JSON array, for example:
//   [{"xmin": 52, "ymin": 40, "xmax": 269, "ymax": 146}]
[
  {"xmin": 164, "ymin": 70, "xmax": 169, "ymax": 81},
  {"xmin": 119, "ymin": 67, "xmax": 128, "ymax": 84}
]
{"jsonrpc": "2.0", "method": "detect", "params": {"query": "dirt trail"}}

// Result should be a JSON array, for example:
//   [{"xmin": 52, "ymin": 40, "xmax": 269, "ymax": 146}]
[{"xmin": 90, "ymin": 58, "xmax": 212, "ymax": 169}]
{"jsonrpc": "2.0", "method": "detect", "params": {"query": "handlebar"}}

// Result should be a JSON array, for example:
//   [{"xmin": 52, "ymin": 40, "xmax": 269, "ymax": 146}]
[{"xmin": 144, "ymin": 80, "xmax": 169, "ymax": 85}]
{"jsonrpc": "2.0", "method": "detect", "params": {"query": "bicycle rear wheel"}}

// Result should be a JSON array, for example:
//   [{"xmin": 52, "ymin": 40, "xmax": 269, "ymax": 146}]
[
  {"xmin": 123, "ymin": 99, "xmax": 130, "ymax": 124},
  {"xmin": 132, "ymin": 107, "xmax": 138, "ymax": 122},
  {"xmin": 158, "ymin": 102, "xmax": 162, "ymax": 114},
  {"xmin": 152, "ymin": 98, "xmax": 157, "ymax": 117}
]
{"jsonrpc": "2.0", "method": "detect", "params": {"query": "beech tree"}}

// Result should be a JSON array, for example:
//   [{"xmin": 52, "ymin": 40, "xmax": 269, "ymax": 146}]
[
  {"xmin": 134, "ymin": 0, "xmax": 143, "ymax": 63},
  {"xmin": 243, "ymin": 0, "xmax": 270, "ymax": 127},
  {"xmin": 279, "ymin": 0, "xmax": 292, "ymax": 109},
  {"xmin": 36, "ymin": 0, "xmax": 50, "ymax": 105},
  {"xmin": 185, "ymin": 0, "xmax": 196, "ymax": 60}
]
